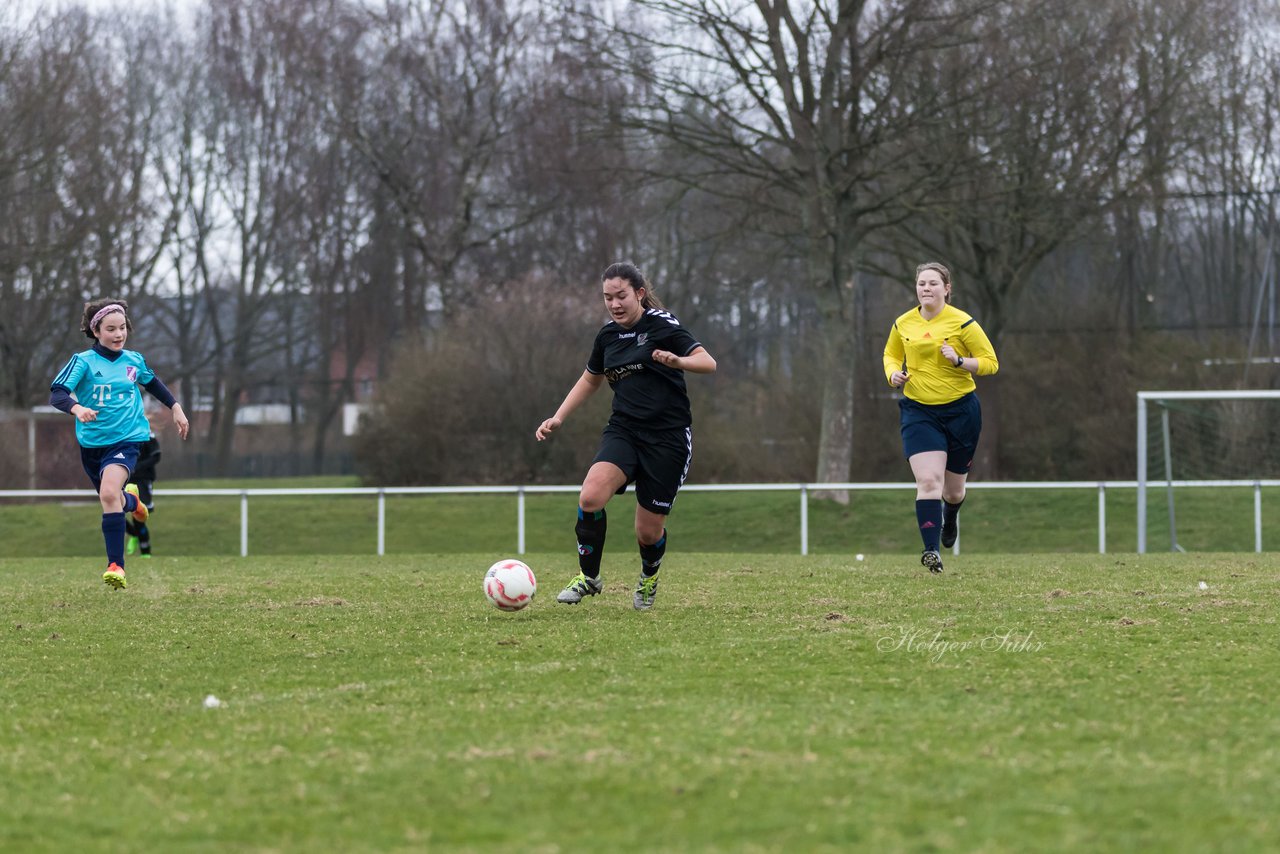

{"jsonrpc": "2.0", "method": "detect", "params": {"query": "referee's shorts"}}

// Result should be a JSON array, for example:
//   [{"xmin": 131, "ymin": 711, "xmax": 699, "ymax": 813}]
[
  {"xmin": 898, "ymin": 392, "xmax": 982, "ymax": 474},
  {"xmin": 593, "ymin": 421, "xmax": 693, "ymax": 515}
]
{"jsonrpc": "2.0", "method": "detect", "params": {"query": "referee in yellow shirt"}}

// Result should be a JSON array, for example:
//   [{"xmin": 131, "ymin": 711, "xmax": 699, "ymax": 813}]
[{"xmin": 883, "ymin": 262, "xmax": 999, "ymax": 572}]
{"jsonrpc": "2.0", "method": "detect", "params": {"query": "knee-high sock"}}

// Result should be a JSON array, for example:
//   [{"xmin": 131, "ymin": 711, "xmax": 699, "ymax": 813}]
[
  {"xmin": 943, "ymin": 497, "xmax": 965, "ymax": 525},
  {"xmin": 639, "ymin": 530, "xmax": 666, "ymax": 577},
  {"xmin": 916, "ymin": 499, "xmax": 943, "ymax": 552},
  {"xmin": 103, "ymin": 512, "xmax": 126, "ymax": 567},
  {"xmin": 575, "ymin": 507, "xmax": 606, "ymax": 579}
]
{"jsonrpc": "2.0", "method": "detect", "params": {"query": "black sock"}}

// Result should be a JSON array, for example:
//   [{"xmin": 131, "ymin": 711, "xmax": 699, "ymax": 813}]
[
  {"xmin": 102, "ymin": 512, "xmax": 126, "ymax": 567},
  {"xmin": 944, "ymin": 497, "xmax": 964, "ymax": 525},
  {"xmin": 575, "ymin": 507, "xmax": 606, "ymax": 579},
  {"xmin": 639, "ymin": 530, "xmax": 666, "ymax": 577},
  {"xmin": 916, "ymin": 499, "xmax": 943, "ymax": 552}
]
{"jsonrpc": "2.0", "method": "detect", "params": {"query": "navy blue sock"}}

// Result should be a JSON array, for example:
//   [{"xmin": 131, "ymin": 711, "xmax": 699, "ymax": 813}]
[
  {"xmin": 123, "ymin": 490, "xmax": 138, "ymax": 515},
  {"xmin": 943, "ymin": 497, "xmax": 964, "ymax": 525},
  {"xmin": 102, "ymin": 512, "xmax": 126, "ymax": 567},
  {"xmin": 575, "ymin": 507, "xmax": 606, "ymax": 579},
  {"xmin": 916, "ymin": 499, "xmax": 943, "ymax": 552},
  {"xmin": 639, "ymin": 530, "xmax": 666, "ymax": 577}
]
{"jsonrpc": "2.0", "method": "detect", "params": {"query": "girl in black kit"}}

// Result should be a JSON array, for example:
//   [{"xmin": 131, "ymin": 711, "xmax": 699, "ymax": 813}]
[{"xmin": 536, "ymin": 263, "xmax": 717, "ymax": 610}]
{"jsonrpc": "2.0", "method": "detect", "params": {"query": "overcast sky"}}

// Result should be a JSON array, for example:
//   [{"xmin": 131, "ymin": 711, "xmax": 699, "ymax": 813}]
[{"xmin": 8, "ymin": 0, "xmax": 193, "ymax": 23}]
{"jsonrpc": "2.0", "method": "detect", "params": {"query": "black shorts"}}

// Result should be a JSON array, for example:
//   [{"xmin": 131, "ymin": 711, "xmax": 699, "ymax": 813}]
[
  {"xmin": 899, "ymin": 392, "xmax": 982, "ymax": 474},
  {"xmin": 80, "ymin": 442, "xmax": 141, "ymax": 492},
  {"xmin": 592, "ymin": 422, "xmax": 693, "ymax": 515}
]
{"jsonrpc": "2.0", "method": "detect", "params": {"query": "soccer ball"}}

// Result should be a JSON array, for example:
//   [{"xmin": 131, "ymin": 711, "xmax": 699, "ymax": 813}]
[{"xmin": 484, "ymin": 559, "xmax": 537, "ymax": 611}]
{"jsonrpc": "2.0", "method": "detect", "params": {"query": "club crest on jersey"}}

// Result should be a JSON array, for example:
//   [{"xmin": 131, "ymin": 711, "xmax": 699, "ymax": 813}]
[
  {"xmin": 125, "ymin": 366, "xmax": 137, "ymax": 383},
  {"xmin": 637, "ymin": 333, "xmax": 648, "ymax": 346}
]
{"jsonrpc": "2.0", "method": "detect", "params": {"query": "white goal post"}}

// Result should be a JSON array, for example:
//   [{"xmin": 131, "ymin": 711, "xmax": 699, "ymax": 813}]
[{"xmin": 1137, "ymin": 389, "xmax": 1280, "ymax": 553}]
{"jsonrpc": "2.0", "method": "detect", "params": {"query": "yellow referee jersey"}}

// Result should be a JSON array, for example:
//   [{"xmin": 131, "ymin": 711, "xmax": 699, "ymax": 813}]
[{"xmin": 882, "ymin": 305, "xmax": 999, "ymax": 405}]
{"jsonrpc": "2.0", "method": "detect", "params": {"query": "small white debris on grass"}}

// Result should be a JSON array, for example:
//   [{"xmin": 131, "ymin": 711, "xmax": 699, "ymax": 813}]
[
  {"xmin": 1198, "ymin": 581, "xmax": 1208, "ymax": 590},
  {"xmin": 203, "ymin": 694, "xmax": 223, "ymax": 709},
  {"xmin": 855, "ymin": 554, "xmax": 865, "ymax": 561}
]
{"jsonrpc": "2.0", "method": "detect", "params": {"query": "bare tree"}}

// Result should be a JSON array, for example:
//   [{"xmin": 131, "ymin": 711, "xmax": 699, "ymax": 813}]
[
  {"xmin": 75, "ymin": 12, "xmax": 181, "ymax": 306},
  {"xmin": 0, "ymin": 13, "xmax": 92, "ymax": 407},
  {"xmin": 175, "ymin": 0, "xmax": 323, "ymax": 473},
  {"xmin": 149, "ymin": 31, "xmax": 217, "ymax": 416},
  {"xmin": 1151, "ymin": 0, "xmax": 1280, "ymax": 360},
  {"xmin": 583, "ymin": 0, "xmax": 1017, "ymax": 491},
  {"xmin": 271, "ymin": 0, "xmax": 380, "ymax": 469},
  {"xmin": 863, "ymin": 0, "xmax": 1227, "ymax": 473},
  {"xmin": 341, "ymin": 0, "xmax": 557, "ymax": 327},
  {"xmin": 0, "ymin": 9, "xmax": 173, "ymax": 408}
]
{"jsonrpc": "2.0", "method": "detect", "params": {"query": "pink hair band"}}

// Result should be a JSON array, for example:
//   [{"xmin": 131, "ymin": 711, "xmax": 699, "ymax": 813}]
[{"xmin": 91, "ymin": 304, "xmax": 126, "ymax": 330}]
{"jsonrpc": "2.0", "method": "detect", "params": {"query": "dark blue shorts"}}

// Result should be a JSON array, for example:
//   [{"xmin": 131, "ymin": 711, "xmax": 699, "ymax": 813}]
[
  {"xmin": 80, "ymin": 442, "xmax": 141, "ymax": 492},
  {"xmin": 593, "ymin": 421, "xmax": 693, "ymax": 515},
  {"xmin": 899, "ymin": 392, "xmax": 982, "ymax": 474}
]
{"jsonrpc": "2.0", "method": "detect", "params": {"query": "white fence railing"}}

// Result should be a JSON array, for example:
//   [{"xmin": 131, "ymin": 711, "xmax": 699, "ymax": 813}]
[{"xmin": 4, "ymin": 480, "xmax": 1276, "ymax": 556}]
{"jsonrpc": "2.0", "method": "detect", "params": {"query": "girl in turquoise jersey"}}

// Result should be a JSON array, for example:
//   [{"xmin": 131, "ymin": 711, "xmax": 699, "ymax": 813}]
[{"xmin": 49, "ymin": 299, "xmax": 189, "ymax": 589}]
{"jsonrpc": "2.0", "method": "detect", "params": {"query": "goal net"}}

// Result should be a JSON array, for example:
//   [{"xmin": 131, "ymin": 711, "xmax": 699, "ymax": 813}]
[{"xmin": 1137, "ymin": 390, "xmax": 1280, "ymax": 552}]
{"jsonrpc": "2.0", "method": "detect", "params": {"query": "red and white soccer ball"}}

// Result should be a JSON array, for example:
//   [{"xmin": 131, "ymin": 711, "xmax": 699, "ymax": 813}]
[{"xmin": 484, "ymin": 559, "xmax": 537, "ymax": 611}]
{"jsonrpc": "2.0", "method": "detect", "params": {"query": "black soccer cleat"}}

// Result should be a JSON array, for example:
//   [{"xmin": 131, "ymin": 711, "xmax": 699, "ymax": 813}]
[
  {"xmin": 921, "ymin": 550, "xmax": 944, "ymax": 573},
  {"xmin": 940, "ymin": 515, "xmax": 958, "ymax": 550}
]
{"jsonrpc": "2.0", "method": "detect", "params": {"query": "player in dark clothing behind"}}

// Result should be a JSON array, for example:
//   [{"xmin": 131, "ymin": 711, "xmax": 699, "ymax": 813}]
[
  {"xmin": 535, "ymin": 262, "xmax": 717, "ymax": 610},
  {"xmin": 126, "ymin": 433, "xmax": 161, "ymax": 558}
]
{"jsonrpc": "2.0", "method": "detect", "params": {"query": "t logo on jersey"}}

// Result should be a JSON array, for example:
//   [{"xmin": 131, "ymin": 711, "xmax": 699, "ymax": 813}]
[{"xmin": 126, "ymin": 366, "xmax": 137, "ymax": 383}]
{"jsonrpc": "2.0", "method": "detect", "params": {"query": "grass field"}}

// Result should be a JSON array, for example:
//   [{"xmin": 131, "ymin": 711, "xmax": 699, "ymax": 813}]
[{"xmin": 2, "ymin": 551, "xmax": 1278, "ymax": 851}]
